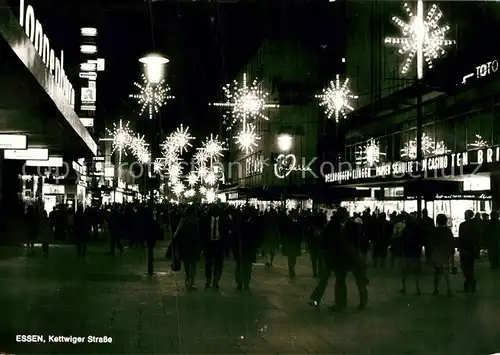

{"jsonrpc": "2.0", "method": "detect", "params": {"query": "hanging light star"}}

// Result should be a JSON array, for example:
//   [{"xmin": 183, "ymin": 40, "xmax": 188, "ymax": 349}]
[
  {"xmin": 106, "ymin": 121, "xmax": 132, "ymax": 154},
  {"xmin": 186, "ymin": 172, "xmax": 198, "ymax": 186},
  {"xmin": 316, "ymin": 74, "xmax": 358, "ymax": 122},
  {"xmin": 434, "ymin": 141, "xmax": 451, "ymax": 155},
  {"xmin": 194, "ymin": 148, "xmax": 209, "ymax": 166},
  {"xmin": 356, "ymin": 138, "xmax": 386, "ymax": 167},
  {"xmin": 171, "ymin": 124, "xmax": 194, "ymax": 153},
  {"xmin": 153, "ymin": 158, "xmax": 167, "ymax": 173},
  {"xmin": 167, "ymin": 160, "xmax": 183, "ymax": 183},
  {"xmin": 235, "ymin": 124, "xmax": 260, "ymax": 153},
  {"xmin": 184, "ymin": 188, "xmax": 196, "ymax": 198},
  {"xmin": 205, "ymin": 188, "xmax": 216, "ymax": 203},
  {"xmin": 212, "ymin": 73, "xmax": 279, "ymax": 130},
  {"xmin": 468, "ymin": 134, "xmax": 488, "ymax": 149},
  {"xmin": 172, "ymin": 182, "xmax": 185, "ymax": 196},
  {"xmin": 384, "ymin": 2, "xmax": 455, "ymax": 77},
  {"xmin": 202, "ymin": 134, "xmax": 226, "ymax": 159},
  {"xmin": 130, "ymin": 75, "xmax": 174, "ymax": 119},
  {"xmin": 401, "ymin": 133, "xmax": 435, "ymax": 159},
  {"xmin": 205, "ymin": 171, "xmax": 217, "ymax": 186},
  {"xmin": 199, "ymin": 186, "xmax": 207, "ymax": 195}
]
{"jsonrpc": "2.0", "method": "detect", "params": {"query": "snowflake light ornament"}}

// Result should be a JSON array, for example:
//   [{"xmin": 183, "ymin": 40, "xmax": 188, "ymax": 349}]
[
  {"xmin": 205, "ymin": 171, "xmax": 217, "ymax": 186},
  {"xmin": 172, "ymin": 182, "xmax": 185, "ymax": 196},
  {"xmin": 184, "ymin": 188, "xmax": 195, "ymax": 198},
  {"xmin": 153, "ymin": 158, "xmax": 167, "ymax": 173},
  {"xmin": 468, "ymin": 134, "xmax": 488, "ymax": 149},
  {"xmin": 235, "ymin": 124, "xmax": 260, "ymax": 154},
  {"xmin": 205, "ymin": 188, "xmax": 216, "ymax": 203},
  {"xmin": 401, "ymin": 133, "xmax": 435, "ymax": 159},
  {"xmin": 106, "ymin": 121, "xmax": 132, "ymax": 154},
  {"xmin": 385, "ymin": 2, "xmax": 455, "ymax": 78},
  {"xmin": 199, "ymin": 186, "xmax": 207, "ymax": 195},
  {"xmin": 202, "ymin": 134, "xmax": 226, "ymax": 159},
  {"xmin": 186, "ymin": 172, "xmax": 198, "ymax": 186},
  {"xmin": 171, "ymin": 124, "xmax": 194, "ymax": 153},
  {"xmin": 356, "ymin": 138, "xmax": 386, "ymax": 167},
  {"xmin": 130, "ymin": 75, "xmax": 174, "ymax": 119},
  {"xmin": 434, "ymin": 141, "xmax": 451, "ymax": 155},
  {"xmin": 316, "ymin": 74, "xmax": 358, "ymax": 122},
  {"xmin": 167, "ymin": 160, "xmax": 183, "ymax": 183},
  {"xmin": 212, "ymin": 73, "xmax": 278, "ymax": 130}
]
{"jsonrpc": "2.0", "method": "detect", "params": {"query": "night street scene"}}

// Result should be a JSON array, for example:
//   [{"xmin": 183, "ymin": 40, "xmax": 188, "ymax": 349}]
[{"xmin": 2, "ymin": 0, "xmax": 500, "ymax": 354}]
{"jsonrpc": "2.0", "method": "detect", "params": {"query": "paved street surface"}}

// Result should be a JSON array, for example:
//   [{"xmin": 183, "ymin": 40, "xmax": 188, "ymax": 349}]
[{"xmin": 2, "ymin": 244, "xmax": 500, "ymax": 354}]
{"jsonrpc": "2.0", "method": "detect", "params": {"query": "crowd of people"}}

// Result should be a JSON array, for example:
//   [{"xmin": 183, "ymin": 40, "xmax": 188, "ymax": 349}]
[{"xmin": 22, "ymin": 201, "xmax": 500, "ymax": 312}]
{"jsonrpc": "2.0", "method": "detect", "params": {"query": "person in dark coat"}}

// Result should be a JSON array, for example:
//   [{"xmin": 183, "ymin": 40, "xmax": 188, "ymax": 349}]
[
  {"xmin": 25, "ymin": 205, "xmax": 39, "ymax": 253},
  {"xmin": 430, "ymin": 214, "xmax": 454, "ymax": 296},
  {"xmin": 232, "ymin": 209, "xmax": 261, "ymax": 290},
  {"xmin": 74, "ymin": 207, "xmax": 90, "ymax": 257},
  {"xmin": 372, "ymin": 212, "xmax": 392, "ymax": 268},
  {"xmin": 203, "ymin": 204, "xmax": 230, "ymax": 289},
  {"xmin": 309, "ymin": 208, "xmax": 368, "ymax": 311},
  {"xmin": 176, "ymin": 205, "xmax": 202, "ymax": 289},
  {"xmin": 281, "ymin": 213, "xmax": 302, "ymax": 278},
  {"xmin": 400, "ymin": 213, "xmax": 423, "ymax": 295},
  {"xmin": 459, "ymin": 210, "xmax": 479, "ymax": 293}
]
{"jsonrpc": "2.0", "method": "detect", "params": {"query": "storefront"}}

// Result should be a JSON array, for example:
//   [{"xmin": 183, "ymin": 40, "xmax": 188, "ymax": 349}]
[{"xmin": 324, "ymin": 146, "xmax": 500, "ymax": 236}]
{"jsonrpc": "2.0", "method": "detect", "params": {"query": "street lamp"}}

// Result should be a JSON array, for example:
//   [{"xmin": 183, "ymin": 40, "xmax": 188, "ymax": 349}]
[
  {"xmin": 139, "ymin": 54, "xmax": 169, "ymax": 84},
  {"xmin": 277, "ymin": 133, "xmax": 293, "ymax": 152}
]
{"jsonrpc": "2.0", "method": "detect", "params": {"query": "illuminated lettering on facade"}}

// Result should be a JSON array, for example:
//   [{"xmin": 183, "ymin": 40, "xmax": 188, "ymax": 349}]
[
  {"xmin": 324, "ymin": 148, "xmax": 500, "ymax": 183},
  {"xmin": 462, "ymin": 59, "xmax": 499, "ymax": 84},
  {"xmin": 19, "ymin": 0, "xmax": 75, "ymax": 108},
  {"xmin": 274, "ymin": 154, "xmax": 312, "ymax": 179}
]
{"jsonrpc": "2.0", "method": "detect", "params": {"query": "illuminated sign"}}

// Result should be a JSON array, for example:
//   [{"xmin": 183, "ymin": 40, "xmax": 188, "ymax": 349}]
[
  {"xmin": 80, "ymin": 27, "xmax": 97, "ymax": 37},
  {"xmin": 26, "ymin": 156, "xmax": 63, "ymax": 167},
  {"xmin": 42, "ymin": 184, "xmax": 65, "ymax": 195},
  {"xmin": 245, "ymin": 153, "xmax": 264, "ymax": 177},
  {"xmin": 325, "ymin": 147, "xmax": 500, "ymax": 183},
  {"xmin": 80, "ymin": 62, "xmax": 97, "ymax": 71},
  {"xmin": 5, "ymin": 148, "xmax": 48, "ymax": 160},
  {"xmin": 19, "ymin": 0, "xmax": 75, "ymax": 108},
  {"xmin": 0, "ymin": 134, "xmax": 27, "ymax": 149},
  {"xmin": 274, "ymin": 154, "xmax": 312, "ymax": 179},
  {"xmin": 462, "ymin": 59, "xmax": 499, "ymax": 84},
  {"xmin": 79, "ymin": 72, "xmax": 97, "ymax": 80},
  {"xmin": 435, "ymin": 193, "xmax": 491, "ymax": 200},
  {"xmin": 81, "ymin": 105, "xmax": 96, "ymax": 111},
  {"xmin": 81, "ymin": 81, "xmax": 96, "ymax": 104},
  {"xmin": 80, "ymin": 45, "xmax": 97, "ymax": 54},
  {"xmin": 227, "ymin": 192, "xmax": 238, "ymax": 200},
  {"xmin": 96, "ymin": 58, "xmax": 105, "ymax": 71},
  {"xmin": 79, "ymin": 118, "xmax": 94, "ymax": 127}
]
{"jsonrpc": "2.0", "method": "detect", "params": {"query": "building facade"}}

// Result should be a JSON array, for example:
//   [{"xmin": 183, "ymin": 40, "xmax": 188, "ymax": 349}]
[
  {"xmin": 222, "ymin": 39, "xmax": 326, "ymax": 202},
  {"xmin": 322, "ymin": 1, "xmax": 500, "ymax": 235}
]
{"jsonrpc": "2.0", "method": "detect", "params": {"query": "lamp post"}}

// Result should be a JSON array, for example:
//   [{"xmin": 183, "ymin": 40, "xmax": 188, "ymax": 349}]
[{"xmin": 277, "ymin": 133, "xmax": 293, "ymax": 210}]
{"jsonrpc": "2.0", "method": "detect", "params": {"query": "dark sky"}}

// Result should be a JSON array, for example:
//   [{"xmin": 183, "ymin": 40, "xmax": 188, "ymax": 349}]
[{"xmin": 15, "ymin": 0, "xmax": 340, "ymax": 149}]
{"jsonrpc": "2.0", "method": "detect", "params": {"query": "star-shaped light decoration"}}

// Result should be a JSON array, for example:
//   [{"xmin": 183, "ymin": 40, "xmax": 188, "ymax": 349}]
[
  {"xmin": 199, "ymin": 186, "xmax": 207, "ymax": 195},
  {"xmin": 468, "ymin": 134, "xmax": 488, "ymax": 149},
  {"xmin": 202, "ymin": 134, "xmax": 227, "ymax": 160},
  {"xmin": 384, "ymin": 2, "xmax": 455, "ymax": 77},
  {"xmin": 167, "ymin": 160, "xmax": 183, "ymax": 183},
  {"xmin": 205, "ymin": 188, "xmax": 216, "ymax": 203},
  {"xmin": 129, "ymin": 134, "xmax": 150, "ymax": 163},
  {"xmin": 171, "ymin": 124, "xmax": 194, "ymax": 154},
  {"xmin": 316, "ymin": 74, "xmax": 358, "ymax": 122},
  {"xmin": 401, "ymin": 133, "xmax": 435, "ymax": 159},
  {"xmin": 434, "ymin": 141, "xmax": 451, "ymax": 155},
  {"xmin": 184, "ymin": 188, "xmax": 196, "ymax": 198},
  {"xmin": 212, "ymin": 73, "xmax": 279, "ymax": 130},
  {"xmin": 235, "ymin": 124, "xmax": 260, "ymax": 154},
  {"xmin": 106, "ymin": 121, "xmax": 132, "ymax": 154},
  {"xmin": 172, "ymin": 182, "xmax": 185, "ymax": 196},
  {"xmin": 205, "ymin": 171, "xmax": 217, "ymax": 186},
  {"xmin": 186, "ymin": 172, "xmax": 198, "ymax": 186},
  {"xmin": 356, "ymin": 138, "xmax": 386, "ymax": 167},
  {"xmin": 130, "ymin": 75, "xmax": 174, "ymax": 119},
  {"xmin": 153, "ymin": 158, "xmax": 167, "ymax": 173}
]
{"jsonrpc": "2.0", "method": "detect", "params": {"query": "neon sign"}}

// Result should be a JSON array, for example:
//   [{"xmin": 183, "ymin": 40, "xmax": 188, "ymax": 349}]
[
  {"xmin": 462, "ymin": 59, "xmax": 499, "ymax": 84},
  {"xmin": 19, "ymin": 0, "xmax": 75, "ymax": 108},
  {"xmin": 274, "ymin": 154, "xmax": 312, "ymax": 179}
]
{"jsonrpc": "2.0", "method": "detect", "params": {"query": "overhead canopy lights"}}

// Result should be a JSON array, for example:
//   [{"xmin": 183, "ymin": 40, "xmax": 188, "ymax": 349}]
[
  {"xmin": 80, "ymin": 27, "xmax": 97, "ymax": 37},
  {"xmin": 80, "ymin": 45, "xmax": 97, "ymax": 54}
]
